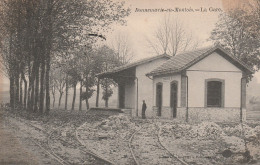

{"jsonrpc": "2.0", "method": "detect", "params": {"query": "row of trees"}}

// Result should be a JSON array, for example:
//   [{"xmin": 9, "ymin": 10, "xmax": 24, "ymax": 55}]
[
  {"xmin": 0, "ymin": 0, "xmax": 130, "ymax": 114},
  {"xmin": 50, "ymin": 42, "xmax": 132, "ymax": 111}
]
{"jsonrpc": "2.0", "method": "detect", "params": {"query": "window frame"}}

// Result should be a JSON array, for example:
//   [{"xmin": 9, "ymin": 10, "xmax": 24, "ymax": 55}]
[
  {"xmin": 156, "ymin": 82, "xmax": 163, "ymax": 107},
  {"xmin": 156, "ymin": 82, "xmax": 163, "ymax": 116},
  {"xmin": 205, "ymin": 79, "xmax": 225, "ymax": 108},
  {"xmin": 170, "ymin": 81, "xmax": 178, "ymax": 107}
]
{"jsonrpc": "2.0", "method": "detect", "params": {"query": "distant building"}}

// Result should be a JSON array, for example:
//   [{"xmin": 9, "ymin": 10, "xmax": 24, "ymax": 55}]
[{"xmin": 98, "ymin": 45, "xmax": 253, "ymax": 122}]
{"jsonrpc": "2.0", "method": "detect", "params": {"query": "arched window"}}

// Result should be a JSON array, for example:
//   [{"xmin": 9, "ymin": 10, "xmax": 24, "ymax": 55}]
[
  {"xmin": 156, "ymin": 82, "xmax": 163, "ymax": 116},
  {"xmin": 170, "ymin": 81, "xmax": 178, "ymax": 118},
  {"xmin": 205, "ymin": 79, "xmax": 224, "ymax": 107}
]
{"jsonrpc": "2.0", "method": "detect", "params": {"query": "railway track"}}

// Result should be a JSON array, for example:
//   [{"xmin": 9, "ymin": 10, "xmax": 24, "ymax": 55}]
[
  {"xmin": 75, "ymin": 122, "xmax": 116, "ymax": 165},
  {"xmin": 156, "ymin": 124, "xmax": 189, "ymax": 165},
  {"xmin": 6, "ymin": 115, "xmax": 114, "ymax": 165},
  {"xmin": 128, "ymin": 121, "xmax": 189, "ymax": 165},
  {"xmin": 6, "ymin": 112, "xmax": 189, "ymax": 165},
  {"xmin": 49, "ymin": 121, "xmax": 115, "ymax": 165},
  {"xmin": 128, "ymin": 125, "xmax": 144, "ymax": 165},
  {"xmin": 8, "ymin": 115, "xmax": 70, "ymax": 165}
]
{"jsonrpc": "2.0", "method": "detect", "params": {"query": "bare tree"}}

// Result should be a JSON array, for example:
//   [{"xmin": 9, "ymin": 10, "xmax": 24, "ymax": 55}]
[
  {"xmin": 110, "ymin": 32, "xmax": 133, "ymax": 65},
  {"xmin": 50, "ymin": 70, "xmax": 56, "ymax": 108},
  {"xmin": 54, "ymin": 69, "xmax": 66, "ymax": 109},
  {"xmin": 146, "ymin": 15, "xmax": 198, "ymax": 56}
]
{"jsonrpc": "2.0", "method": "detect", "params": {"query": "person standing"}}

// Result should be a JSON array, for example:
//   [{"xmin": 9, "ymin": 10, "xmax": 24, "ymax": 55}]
[{"xmin": 142, "ymin": 100, "xmax": 147, "ymax": 119}]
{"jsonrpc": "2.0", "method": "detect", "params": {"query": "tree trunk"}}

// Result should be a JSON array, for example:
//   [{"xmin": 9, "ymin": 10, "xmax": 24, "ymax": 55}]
[
  {"xmin": 10, "ymin": 76, "xmax": 15, "ymax": 109},
  {"xmin": 52, "ymin": 87, "xmax": 55, "ymax": 108},
  {"xmin": 79, "ymin": 81, "xmax": 82, "ymax": 111},
  {"xmin": 45, "ymin": 55, "xmax": 51, "ymax": 115},
  {"xmin": 96, "ymin": 78, "xmax": 100, "ymax": 107},
  {"xmin": 21, "ymin": 72, "xmax": 27, "ymax": 109},
  {"xmin": 27, "ymin": 83, "xmax": 30, "ymax": 111},
  {"xmin": 15, "ymin": 72, "xmax": 20, "ymax": 107},
  {"xmin": 27, "ymin": 61, "xmax": 31, "ymax": 111},
  {"xmin": 58, "ymin": 92, "xmax": 63, "ymax": 109},
  {"xmin": 30, "ymin": 73, "xmax": 35, "ymax": 112},
  {"xmin": 105, "ymin": 79, "xmax": 108, "ymax": 107},
  {"xmin": 86, "ymin": 99, "xmax": 89, "ymax": 110},
  {"xmin": 71, "ymin": 83, "xmax": 76, "ymax": 111},
  {"xmin": 39, "ymin": 60, "xmax": 45, "ymax": 114},
  {"xmin": 105, "ymin": 99, "xmax": 108, "ymax": 108},
  {"xmin": 52, "ymin": 94, "xmax": 55, "ymax": 108},
  {"xmin": 27, "ymin": 62, "xmax": 36, "ymax": 111},
  {"xmin": 34, "ymin": 64, "xmax": 40, "ymax": 112},
  {"xmin": 52, "ymin": 85, "xmax": 55, "ymax": 108},
  {"xmin": 65, "ymin": 74, "xmax": 68, "ymax": 110},
  {"xmin": 9, "ymin": 34, "xmax": 15, "ymax": 109},
  {"xmin": 85, "ymin": 87, "xmax": 89, "ymax": 110},
  {"xmin": 44, "ymin": 0, "xmax": 53, "ymax": 115},
  {"xmin": 19, "ymin": 77, "xmax": 23, "ymax": 107}
]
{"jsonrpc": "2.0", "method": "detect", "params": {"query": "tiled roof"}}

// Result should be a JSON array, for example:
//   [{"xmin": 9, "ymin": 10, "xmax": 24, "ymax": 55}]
[
  {"xmin": 97, "ymin": 54, "xmax": 171, "ymax": 77},
  {"xmin": 147, "ymin": 45, "xmax": 254, "ymax": 76}
]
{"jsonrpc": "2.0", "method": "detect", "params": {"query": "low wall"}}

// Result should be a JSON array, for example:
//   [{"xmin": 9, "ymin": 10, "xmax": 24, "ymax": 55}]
[
  {"xmin": 153, "ymin": 106, "xmax": 246, "ymax": 122},
  {"xmin": 131, "ymin": 107, "xmax": 155, "ymax": 118},
  {"xmin": 121, "ymin": 109, "xmax": 132, "ymax": 117},
  {"xmin": 152, "ymin": 106, "xmax": 172, "ymax": 118},
  {"xmin": 191, "ymin": 108, "xmax": 245, "ymax": 122},
  {"xmin": 152, "ymin": 106, "xmax": 159, "ymax": 117}
]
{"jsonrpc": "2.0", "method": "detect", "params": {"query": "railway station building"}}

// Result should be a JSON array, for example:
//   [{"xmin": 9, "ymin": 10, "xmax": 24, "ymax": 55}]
[{"xmin": 97, "ymin": 45, "xmax": 253, "ymax": 122}]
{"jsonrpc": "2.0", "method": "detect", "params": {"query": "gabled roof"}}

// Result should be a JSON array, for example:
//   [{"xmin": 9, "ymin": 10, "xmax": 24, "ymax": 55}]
[
  {"xmin": 147, "ymin": 45, "xmax": 254, "ymax": 76},
  {"xmin": 97, "ymin": 54, "xmax": 171, "ymax": 78}
]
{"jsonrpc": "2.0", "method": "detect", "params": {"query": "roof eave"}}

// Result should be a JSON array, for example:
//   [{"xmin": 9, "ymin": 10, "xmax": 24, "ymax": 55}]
[
  {"xmin": 97, "ymin": 54, "xmax": 171, "ymax": 78},
  {"xmin": 146, "ymin": 69, "xmax": 181, "ymax": 77},
  {"xmin": 147, "ymin": 45, "xmax": 254, "ymax": 77},
  {"xmin": 215, "ymin": 46, "xmax": 254, "ymax": 74}
]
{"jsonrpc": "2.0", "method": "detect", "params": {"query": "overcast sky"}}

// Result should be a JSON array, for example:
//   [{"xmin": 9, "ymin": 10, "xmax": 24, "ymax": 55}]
[
  {"xmin": 1, "ymin": 0, "xmax": 259, "ymax": 92},
  {"xmin": 107, "ymin": 0, "xmax": 223, "ymax": 59},
  {"xmin": 104, "ymin": 0, "xmax": 260, "ymax": 83}
]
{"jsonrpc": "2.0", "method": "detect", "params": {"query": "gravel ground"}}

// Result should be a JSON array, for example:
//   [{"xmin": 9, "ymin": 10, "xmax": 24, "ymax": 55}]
[
  {"xmin": 0, "ymin": 109, "xmax": 59, "ymax": 165},
  {"xmin": 131, "ymin": 122, "xmax": 183, "ymax": 165},
  {"xmin": 76, "ymin": 114, "xmax": 139, "ymax": 165},
  {"xmin": 2, "ymin": 108, "xmax": 120, "ymax": 165},
  {"xmin": 159, "ymin": 121, "xmax": 260, "ymax": 165},
  {"xmin": 3, "ymin": 107, "xmax": 260, "ymax": 165}
]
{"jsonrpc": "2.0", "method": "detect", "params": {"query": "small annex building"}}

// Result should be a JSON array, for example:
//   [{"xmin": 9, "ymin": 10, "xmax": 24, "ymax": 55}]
[
  {"xmin": 97, "ymin": 54, "xmax": 171, "ymax": 117},
  {"xmin": 97, "ymin": 45, "xmax": 253, "ymax": 122}
]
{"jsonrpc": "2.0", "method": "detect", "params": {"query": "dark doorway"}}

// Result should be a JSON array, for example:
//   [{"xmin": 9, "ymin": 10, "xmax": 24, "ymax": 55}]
[
  {"xmin": 119, "ymin": 84, "xmax": 125, "ymax": 108},
  {"xmin": 156, "ymin": 83, "xmax": 163, "ymax": 116},
  {"xmin": 207, "ymin": 81, "xmax": 222, "ymax": 107},
  {"xmin": 170, "ymin": 82, "xmax": 178, "ymax": 118}
]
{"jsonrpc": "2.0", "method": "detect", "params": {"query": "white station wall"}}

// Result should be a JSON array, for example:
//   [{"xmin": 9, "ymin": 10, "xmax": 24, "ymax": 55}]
[
  {"xmin": 134, "ymin": 58, "xmax": 169, "ymax": 117},
  {"xmin": 124, "ymin": 80, "xmax": 136, "ymax": 109},
  {"xmin": 153, "ymin": 74, "xmax": 182, "ymax": 107},
  {"xmin": 187, "ymin": 52, "xmax": 242, "ymax": 108}
]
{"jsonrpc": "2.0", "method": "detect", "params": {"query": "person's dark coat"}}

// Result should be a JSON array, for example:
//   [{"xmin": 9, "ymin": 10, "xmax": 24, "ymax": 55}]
[{"xmin": 142, "ymin": 102, "xmax": 147, "ymax": 119}]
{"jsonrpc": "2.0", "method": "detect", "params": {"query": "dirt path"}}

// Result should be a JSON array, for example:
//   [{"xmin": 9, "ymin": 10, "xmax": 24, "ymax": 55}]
[
  {"xmin": 0, "ymin": 110, "xmax": 60, "ymax": 165},
  {"xmin": 0, "ymin": 110, "xmax": 39, "ymax": 164}
]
